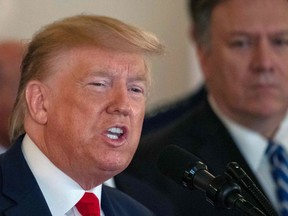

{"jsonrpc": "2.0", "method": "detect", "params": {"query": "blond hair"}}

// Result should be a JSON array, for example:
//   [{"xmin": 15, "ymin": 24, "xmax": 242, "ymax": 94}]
[{"xmin": 9, "ymin": 14, "xmax": 164, "ymax": 142}]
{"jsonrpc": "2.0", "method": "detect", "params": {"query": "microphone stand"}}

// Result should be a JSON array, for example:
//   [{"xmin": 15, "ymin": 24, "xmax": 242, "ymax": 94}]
[
  {"xmin": 157, "ymin": 145, "xmax": 273, "ymax": 215},
  {"xmin": 224, "ymin": 162, "xmax": 278, "ymax": 216},
  {"xmin": 204, "ymin": 174, "xmax": 266, "ymax": 216},
  {"xmin": 182, "ymin": 159, "xmax": 267, "ymax": 215}
]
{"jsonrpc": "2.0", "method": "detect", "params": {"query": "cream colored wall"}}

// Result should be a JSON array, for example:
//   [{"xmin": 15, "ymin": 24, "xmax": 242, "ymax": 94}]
[{"xmin": 0, "ymin": 0, "xmax": 203, "ymax": 110}]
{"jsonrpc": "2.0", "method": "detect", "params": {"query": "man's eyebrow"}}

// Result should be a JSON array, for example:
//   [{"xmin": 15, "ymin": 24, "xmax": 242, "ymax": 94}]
[
  {"xmin": 127, "ymin": 73, "xmax": 148, "ymax": 85},
  {"xmin": 89, "ymin": 71, "xmax": 111, "ymax": 77},
  {"xmin": 228, "ymin": 32, "xmax": 252, "ymax": 37},
  {"xmin": 228, "ymin": 30, "xmax": 288, "ymax": 37},
  {"xmin": 129, "ymin": 73, "xmax": 147, "ymax": 81},
  {"xmin": 271, "ymin": 30, "xmax": 288, "ymax": 37},
  {"xmin": 87, "ymin": 70, "xmax": 148, "ymax": 83}
]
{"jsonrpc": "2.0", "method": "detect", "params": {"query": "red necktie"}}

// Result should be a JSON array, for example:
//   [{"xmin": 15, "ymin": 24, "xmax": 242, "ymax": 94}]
[{"xmin": 75, "ymin": 192, "xmax": 100, "ymax": 216}]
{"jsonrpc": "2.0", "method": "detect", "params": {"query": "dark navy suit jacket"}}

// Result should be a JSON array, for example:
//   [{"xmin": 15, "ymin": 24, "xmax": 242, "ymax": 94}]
[
  {"xmin": 0, "ymin": 135, "xmax": 154, "ymax": 216},
  {"xmin": 115, "ymin": 98, "xmax": 274, "ymax": 216}
]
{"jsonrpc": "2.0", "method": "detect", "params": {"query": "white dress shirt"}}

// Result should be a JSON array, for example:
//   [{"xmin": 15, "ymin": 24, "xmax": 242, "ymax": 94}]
[
  {"xmin": 22, "ymin": 134, "xmax": 105, "ymax": 216},
  {"xmin": 209, "ymin": 96, "xmax": 288, "ymax": 213},
  {"xmin": 0, "ymin": 144, "xmax": 7, "ymax": 154}
]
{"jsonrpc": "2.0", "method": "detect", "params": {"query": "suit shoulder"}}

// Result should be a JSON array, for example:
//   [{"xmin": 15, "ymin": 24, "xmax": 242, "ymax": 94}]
[{"xmin": 102, "ymin": 185, "xmax": 154, "ymax": 216}]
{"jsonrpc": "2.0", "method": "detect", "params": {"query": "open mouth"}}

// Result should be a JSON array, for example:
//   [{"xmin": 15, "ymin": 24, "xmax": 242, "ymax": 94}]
[{"xmin": 106, "ymin": 127, "xmax": 125, "ymax": 140}]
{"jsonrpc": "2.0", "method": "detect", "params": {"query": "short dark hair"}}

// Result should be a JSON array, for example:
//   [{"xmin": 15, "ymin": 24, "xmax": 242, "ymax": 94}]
[{"xmin": 188, "ymin": 0, "xmax": 224, "ymax": 46}]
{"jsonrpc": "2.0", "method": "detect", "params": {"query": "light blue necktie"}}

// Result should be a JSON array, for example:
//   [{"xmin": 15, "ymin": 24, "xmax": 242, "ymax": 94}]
[{"xmin": 266, "ymin": 140, "xmax": 288, "ymax": 216}]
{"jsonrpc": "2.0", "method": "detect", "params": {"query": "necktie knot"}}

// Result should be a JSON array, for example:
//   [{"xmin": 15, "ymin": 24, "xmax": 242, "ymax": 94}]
[
  {"xmin": 266, "ymin": 140, "xmax": 288, "ymax": 216},
  {"xmin": 76, "ymin": 192, "xmax": 100, "ymax": 216},
  {"xmin": 266, "ymin": 141, "xmax": 288, "ymax": 166}
]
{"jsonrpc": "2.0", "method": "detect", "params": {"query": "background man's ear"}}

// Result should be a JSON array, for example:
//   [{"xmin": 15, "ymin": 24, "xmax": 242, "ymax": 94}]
[{"xmin": 189, "ymin": 25, "xmax": 207, "ymax": 76}]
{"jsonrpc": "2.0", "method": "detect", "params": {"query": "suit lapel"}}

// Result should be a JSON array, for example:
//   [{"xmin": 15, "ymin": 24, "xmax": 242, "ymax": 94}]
[
  {"xmin": 185, "ymin": 100, "xmax": 265, "ymax": 198},
  {"xmin": 1, "ymin": 135, "xmax": 51, "ymax": 216},
  {"xmin": 101, "ymin": 185, "xmax": 115, "ymax": 216},
  {"xmin": 203, "ymin": 101, "xmax": 261, "ymax": 184}
]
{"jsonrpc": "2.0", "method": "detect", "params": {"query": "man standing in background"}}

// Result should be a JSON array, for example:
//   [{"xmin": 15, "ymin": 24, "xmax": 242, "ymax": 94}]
[{"xmin": 117, "ymin": 0, "xmax": 288, "ymax": 215}]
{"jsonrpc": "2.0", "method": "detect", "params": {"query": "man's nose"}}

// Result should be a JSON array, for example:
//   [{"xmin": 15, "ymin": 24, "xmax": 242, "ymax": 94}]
[
  {"xmin": 251, "ymin": 41, "xmax": 274, "ymax": 73},
  {"xmin": 106, "ymin": 86, "xmax": 132, "ymax": 116}
]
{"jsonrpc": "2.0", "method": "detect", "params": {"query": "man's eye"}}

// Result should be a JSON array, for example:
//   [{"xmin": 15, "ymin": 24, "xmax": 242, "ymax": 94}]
[
  {"xmin": 95, "ymin": 83, "xmax": 105, "ymax": 86},
  {"xmin": 129, "ymin": 87, "xmax": 142, "ymax": 93},
  {"xmin": 229, "ymin": 39, "xmax": 251, "ymax": 48},
  {"xmin": 89, "ymin": 82, "xmax": 106, "ymax": 87},
  {"xmin": 128, "ymin": 85, "xmax": 146, "ymax": 96},
  {"xmin": 272, "ymin": 38, "xmax": 288, "ymax": 47}
]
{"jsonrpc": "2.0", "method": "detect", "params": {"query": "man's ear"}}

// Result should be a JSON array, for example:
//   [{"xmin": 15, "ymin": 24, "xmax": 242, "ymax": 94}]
[
  {"xmin": 190, "ymin": 24, "xmax": 211, "ymax": 80},
  {"xmin": 190, "ymin": 25, "xmax": 209, "ymax": 79},
  {"xmin": 25, "ymin": 81, "xmax": 49, "ymax": 125},
  {"xmin": 196, "ymin": 44, "xmax": 211, "ymax": 80}
]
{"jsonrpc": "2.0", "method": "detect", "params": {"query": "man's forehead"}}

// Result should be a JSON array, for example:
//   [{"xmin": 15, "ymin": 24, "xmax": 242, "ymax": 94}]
[
  {"xmin": 50, "ymin": 48, "xmax": 148, "ymax": 79},
  {"xmin": 211, "ymin": 0, "xmax": 288, "ymax": 33}
]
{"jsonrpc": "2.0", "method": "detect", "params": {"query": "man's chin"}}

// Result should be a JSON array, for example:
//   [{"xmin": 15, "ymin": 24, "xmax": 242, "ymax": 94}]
[{"xmin": 100, "ymin": 163, "xmax": 128, "ymax": 175}]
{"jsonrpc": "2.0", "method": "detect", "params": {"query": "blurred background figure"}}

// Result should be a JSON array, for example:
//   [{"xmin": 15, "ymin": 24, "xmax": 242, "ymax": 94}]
[{"xmin": 0, "ymin": 40, "xmax": 25, "ymax": 153}]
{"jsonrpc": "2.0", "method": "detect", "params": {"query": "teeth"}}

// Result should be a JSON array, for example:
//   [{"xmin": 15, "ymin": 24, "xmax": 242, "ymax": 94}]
[
  {"xmin": 108, "ymin": 127, "xmax": 123, "ymax": 134},
  {"xmin": 107, "ymin": 134, "xmax": 119, "ymax": 140},
  {"xmin": 106, "ymin": 127, "xmax": 124, "ymax": 140}
]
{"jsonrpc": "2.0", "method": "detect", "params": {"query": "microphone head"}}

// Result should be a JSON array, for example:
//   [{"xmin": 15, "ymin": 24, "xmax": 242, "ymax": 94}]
[{"xmin": 157, "ymin": 145, "xmax": 202, "ymax": 185}]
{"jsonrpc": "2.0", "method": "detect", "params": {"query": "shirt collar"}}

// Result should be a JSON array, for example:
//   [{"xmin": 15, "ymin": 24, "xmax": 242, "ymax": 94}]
[
  {"xmin": 22, "ymin": 134, "xmax": 102, "ymax": 216},
  {"xmin": 273, "ymin": 111, "xmax": 288, "ymax": 147},
  {"xmin": 208, "ymin": 96, "xmax": 288, "ymax": 171},
  {"xmin": 0, "ymin": 144, "xmax": 7, "ymax": 154}
]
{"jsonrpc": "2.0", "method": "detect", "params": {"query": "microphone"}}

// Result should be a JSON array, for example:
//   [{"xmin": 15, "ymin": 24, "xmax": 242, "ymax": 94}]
[
  {"xmin": 157, "ymin": 145, "xmax": 215, "ymax": 192},
  {"xmin": 157, "ymin": 145, "xmax": 266, "ymax": 216}
]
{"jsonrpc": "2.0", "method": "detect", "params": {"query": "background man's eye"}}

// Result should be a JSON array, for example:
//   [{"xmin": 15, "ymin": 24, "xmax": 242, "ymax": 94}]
[
  {"xmin": 273, "ymin": 38, "xmax": 288, "ymax": 47},
  {"xmin": 230, "ymin": 40, "xmax": 251, "ymax": 48}
]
